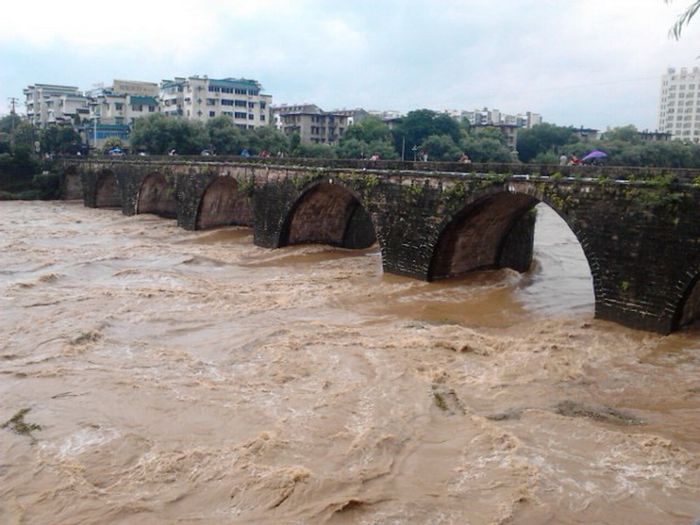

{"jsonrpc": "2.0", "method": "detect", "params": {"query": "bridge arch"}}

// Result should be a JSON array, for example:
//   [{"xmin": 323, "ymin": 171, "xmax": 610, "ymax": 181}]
[
  {"xmin": 95, "ymin": 170, "xmax": 122, "ymax": 208},
  {"xmin": 280, "ymin": 180, "xmax": 377, "ymax": 249},
  {"xmin": 428, "ymin": 185, "xmax": 598, "ymax": 287},
  {"xmin": 136, "ymin": 172, "xmax": 177, "ymax": 218},
  {"xmin": 195, "ymin": 176, "xmax": 252, "ymax": 230},
  {"xmin": 672, "ymin": 271, "xmax": 700, "ymax": 330}
]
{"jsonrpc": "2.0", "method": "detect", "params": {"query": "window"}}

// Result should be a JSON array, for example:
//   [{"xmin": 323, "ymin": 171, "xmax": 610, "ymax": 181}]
[
  {"xmin": 260, "ymin": 115, "xmax": 265, "ymax": 121},
  {"xmin": 260, "ymin": 101, "xmax": 266, "ymax": 109},
  {"xmin": 223, "ymin": 111, "xmax": 233, "ymax": 117},
  {"xmin": 248, "ymin": 101, "xmax": 255, "ymax": 108},
  {"xmin": 235, "ymin": 88, "xmax": 246, "ymax": 95},
  {"xmin": 115, "ymin": 103, "xmax": 123, "ymax": 110},
  {"xmin": 132, "ymin": 104, "xmax": 143, "ymax": 111},
  {"xmin": 149, "ymin": 106, "xmax": 155, "ymax": 112},
  {"xmin": 235, "ymin": 100, "xmax": 247, "ymax": 107},
  {"xmin": 209, "ymin": 111, "xmax": 216, "ymax": 117},
  {"xmin": 234, "ymin": 112, "xmax": 247, "ymax": 119},
  {"xmin": 206, "ymin": 98, "xmax": 217, "ymax": 106},
  {"xmin": 221, "ymin": 99, "xmax": 234, "ymax": 106}
]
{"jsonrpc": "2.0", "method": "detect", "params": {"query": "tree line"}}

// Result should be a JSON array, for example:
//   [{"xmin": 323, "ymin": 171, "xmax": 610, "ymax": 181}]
[
  {"xmin": 6, "ymin": 110, "xmax": 700, "ymax": 171},
  {"xmin": 124, "ymin": 110, "xmax": 515, "ymax": 162}
]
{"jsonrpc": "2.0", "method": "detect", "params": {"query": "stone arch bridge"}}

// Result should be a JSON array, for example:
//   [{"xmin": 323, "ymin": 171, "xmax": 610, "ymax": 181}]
[{"xmin": 59, "ymin": 157, "xmax": 700, "ymax": 334}]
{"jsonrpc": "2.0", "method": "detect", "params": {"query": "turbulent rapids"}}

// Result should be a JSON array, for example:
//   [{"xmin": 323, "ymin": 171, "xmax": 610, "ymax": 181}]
[{"xmin": 1, "ymin": 201, "xmax": 699, "ymax": 524}]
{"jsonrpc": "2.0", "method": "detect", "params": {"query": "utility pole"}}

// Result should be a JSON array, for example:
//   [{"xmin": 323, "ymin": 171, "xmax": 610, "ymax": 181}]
[{"xmin": 7, "ymin": 97, "xmax": 18, "ymax": 145}]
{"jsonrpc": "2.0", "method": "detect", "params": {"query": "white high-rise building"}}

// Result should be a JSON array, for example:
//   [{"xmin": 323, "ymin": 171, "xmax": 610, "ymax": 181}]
[{"xmin": 658, "ymin": 67, "xmax": 700, "ymax": 141}]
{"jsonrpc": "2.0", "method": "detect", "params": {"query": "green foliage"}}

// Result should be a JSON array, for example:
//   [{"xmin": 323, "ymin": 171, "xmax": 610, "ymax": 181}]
[
  {"xmin": 343, "ymin": 116, "xmax": 393, "ymax": 143},
  {"xmin": 13, "ymin": 122, "xmax": 37, "ymax": 149},
  {"xmin": 131, "ymin": 114, "xmax": 208, "ymax": 155},
  {"xmin": 337, "ymin": 117, "xmax": 397, "ymax": 159},
  {"xmin": 205, "ymin": 116, "xmax": 245, "ymax": 154},
  {"xmin": 602, "ymin": 125, "xmax": 640, "ymax": 143},
  {"xmin": 391, "ymin": 109, "xmax": 462, "ymax": 154},
  {"xmin": 420, "ymin": 134, "xmax": 462, "ymax": 161},
  {"xmin": 0, "ymin": 114, "xmax": 22, "ymax": 134},
  {"xmin": 516, "ymin": 123, "xmax": 579, "ymax": 162},
  {"xmin": 248, "ymin": 125, "xmax": 289, "ymax": 155},
  {"xmin": 294, "ymin": 142, "xmax": 337, "ymax": 159},
  {"xmin": 40, "ymin": 125, "xmax": 82, "ymax": 154},
  {"xmin": 460, "ymin": 133, "xmax": 513, "ymax": 162},
  {"xmin": 103, "ymin": 137, "xmax": 124, "ymax": 151}
]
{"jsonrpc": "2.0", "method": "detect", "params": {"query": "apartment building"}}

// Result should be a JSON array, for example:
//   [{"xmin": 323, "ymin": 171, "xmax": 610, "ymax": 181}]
[
  {"xmin": 455, "ymin": 108, "xmax": 542, "ymax": 129},
  {"xmin": 658, "ymin": 67, "xmax": 700, "ymax": 141},
  {"xmin": 160, "ymin": 76, "xmax": 271, "ymax": 129},
  {"xmin": 23, "ymin": 84, "xmax": 90, "ymax": 128},
  {"xmin": 90, "ymin": 80, "xmax": 159, "ymax": 126},
  {"xmin": 83, "ymin": 80, "xmax": 159, "ymax": 150},
  {"xmin": 272, "ymin": 104, "xmax": 349, "ymax": 144}
]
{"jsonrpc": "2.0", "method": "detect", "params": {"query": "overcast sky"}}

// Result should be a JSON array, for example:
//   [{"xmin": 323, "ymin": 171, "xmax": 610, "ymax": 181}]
[{"xmin": 2, "ymin": 0, "xmax": 700, "ymax": 130}]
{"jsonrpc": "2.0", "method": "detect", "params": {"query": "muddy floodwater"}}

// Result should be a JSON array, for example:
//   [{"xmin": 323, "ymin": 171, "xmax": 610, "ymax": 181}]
[{"xmin": 1, "ymin": 200, "xmax": 699, "ymax": 524}]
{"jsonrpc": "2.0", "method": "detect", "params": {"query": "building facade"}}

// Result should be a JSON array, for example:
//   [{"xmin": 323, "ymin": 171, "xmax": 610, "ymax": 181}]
[
  {"xmin": 272, "ymin": 104, "xmax": 349, "ymax": 144},
  {"xmin": 85, "ymin": 80, "xmax": 159, "ymax": 150},
  {"xmin": 23, "ymin": 84, "xmax": 90, "ymax": 128},
  {"xmin": 160, "ymin": 76, "xmax": 271, "ymax": 129},
  {"xmin": 454, "ymin": 107, "xmax": 542, "ymax": 129},
  {"xmin": 658, "ymin": 67, "xmax": 700, "ymax": 141}
]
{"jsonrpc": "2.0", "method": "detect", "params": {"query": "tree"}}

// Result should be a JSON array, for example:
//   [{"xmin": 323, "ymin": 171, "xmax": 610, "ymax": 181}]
[
  {"xmin": 338, "ymin": 116, "xmax": 397, "ymax": 159},
  {"xmin": 343, "ymin": 116, "xmax": 393, "ymax": 143},
  {"xmin": 420, "ymin": 134, "xmax": 461, "ymax": 161},
  {"xmin": 103, "ymin": 137, "xmax": 123, "ymax": 150},
  {"xmin": 205, "ymin": 116, "xmax": 245, "ymax": 154},
  {"xmin": 516, "ymin": 123, "xmax": 578, "ymax": 162},
  {"xmin": 602, "ymin": 125, "xmax": 640, "ymax": 143},
  {"xmin": 131, "ymin": 114, "xmax": 208, "ymax": 154},
  {"xmin": 248, "ymin": 125, "xmax": 290, "ymax": 155},
  {"xmin": 460, "ymin": 134, "xmax": 514, "ymax": 162},
  {"xmin": 13, "ymin": 122, "xmax": 37, "ymax": 150},
  {"xmin": 391, "ymin": 109, "xmax": 461, "ymax": 156},
  {"xmin": 0, "ymin": 114, "xmax": 22, "ymax": 134},
  {"xmin": 667, "ymin": 0, "xmax": 700, "ymax": 39},
  {"xmin": 40, "ymin": 125, "xmax": 82, "ymax": 154},
  {"xmin": 294, "ymin": 142, "xmax": 337, "ymax": 159}
]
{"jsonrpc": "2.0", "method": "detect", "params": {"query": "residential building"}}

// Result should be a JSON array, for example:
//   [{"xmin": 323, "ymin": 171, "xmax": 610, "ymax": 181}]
[
  {"xmin": 331, "ymin": 108, "xmax": 370, "ymax": 126},
  {"xmin": 368, "ymin": 109, "xmax": 404, "ymax": 122},
  {"xmin": 271, "ymin": 104, "xmax": 322, "ymax": 130},
  {"xmin": 450, "ymin": 107, "xmax": 542, "ymax": 129},
  {"xmin": 272, "ymin": 104, "xmax": 349, "ymax": 144},
  {"xmin": 658, "ymin": 67, "xmax": 700, "ymax": 141},
  {"xmin": 639, "ymin": 130, "xmax": 672, "ymax": 141},
  {"xmin": 160, "ymin": 76, "xmax": 272, "ymax": 129},
  {"xmin": 572, "ymin": 126, "xmax": 599, "ymax": 142},
  {"xmin": 85, "ymin": 79, "xmax": 159, "ymax": 150},
  {"xmin": 23, "ymin": 84, "xmax": 90, "ymax": 128}
]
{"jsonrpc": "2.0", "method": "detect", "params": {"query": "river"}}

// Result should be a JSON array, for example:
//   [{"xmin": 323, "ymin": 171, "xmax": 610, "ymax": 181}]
[{"xmin": 1, "ymin": 201, "xmax": 699, "ymax": 524}]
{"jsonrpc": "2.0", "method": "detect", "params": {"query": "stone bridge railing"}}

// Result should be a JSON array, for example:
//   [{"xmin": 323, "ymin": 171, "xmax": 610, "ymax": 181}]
[{"xmin": 58, "ymin": 157, "xmax": 700, "ymax": 334}]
